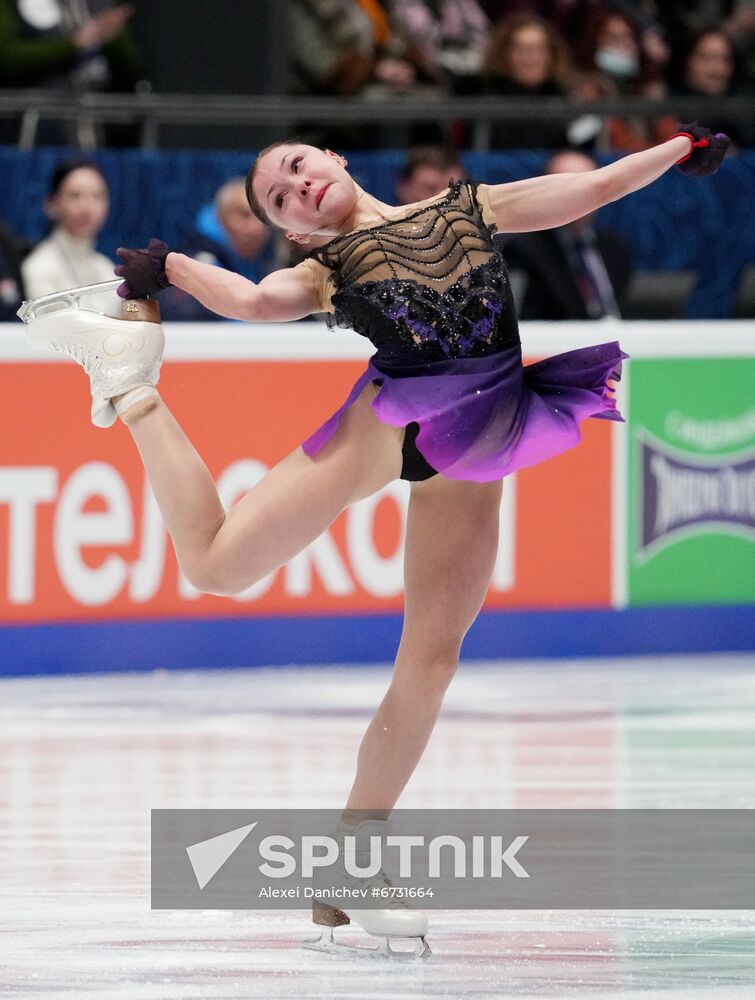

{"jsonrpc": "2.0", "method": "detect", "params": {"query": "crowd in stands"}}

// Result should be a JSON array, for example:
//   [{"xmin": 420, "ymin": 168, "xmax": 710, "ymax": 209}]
[
  {"xmin": 0, "ymin": 1, "xmax": 752, "ymax": 152},
  {"xmin": 291, "ymin": 0, "xmax": 755, "ymax": 150},
  {"xmin": 0, "ymin": 3, "xmax": 751, "ymax": 322}
]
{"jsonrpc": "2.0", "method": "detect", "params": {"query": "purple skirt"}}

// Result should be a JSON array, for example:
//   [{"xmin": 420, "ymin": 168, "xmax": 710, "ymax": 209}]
[{"xmin": 301, "ymin": 341, "xmax": 628, "ymax": 483}]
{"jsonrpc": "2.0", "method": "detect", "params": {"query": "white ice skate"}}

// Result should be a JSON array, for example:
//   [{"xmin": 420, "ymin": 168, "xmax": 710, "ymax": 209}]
[
  {"xmin": 302, "ymin": 818, "xmax": 432, "ymax": 961},
  {"xmin": 17, "ymin": 279, "xmax": 164, "ymax": 428}
]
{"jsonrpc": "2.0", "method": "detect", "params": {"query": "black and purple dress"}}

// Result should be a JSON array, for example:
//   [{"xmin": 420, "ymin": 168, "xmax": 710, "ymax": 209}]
[{"xmin": 299, "ymin": 179, "xmax": 627, "ymax": 483}]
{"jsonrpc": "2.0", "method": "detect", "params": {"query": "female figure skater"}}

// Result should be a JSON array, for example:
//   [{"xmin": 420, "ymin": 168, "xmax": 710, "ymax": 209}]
[{"xmin": 20, "ymin": 123, "xmax": 727, "ymax": 959}]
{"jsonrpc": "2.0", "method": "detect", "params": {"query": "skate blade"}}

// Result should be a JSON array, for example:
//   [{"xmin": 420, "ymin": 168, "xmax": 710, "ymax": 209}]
[
  {"xmin": 303, "ymin": 927, "xmax": 431, "ymax": 961},
  {"xmin": 17, "ymin": 279, "xmax": 123, "ymax": 325}
]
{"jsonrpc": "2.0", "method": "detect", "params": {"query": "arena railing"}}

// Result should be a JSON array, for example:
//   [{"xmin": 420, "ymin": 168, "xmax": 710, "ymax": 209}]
[{"xmin": 0, "ymin": 91, "xmax": 751, "ymax": 151}]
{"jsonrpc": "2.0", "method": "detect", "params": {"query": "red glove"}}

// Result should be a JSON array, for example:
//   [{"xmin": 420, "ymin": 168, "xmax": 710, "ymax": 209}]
[
  {"xmin": 670, "ymin": 122, "xmax": 730, "ymax": 177},
  {"xmin": 114, "ymin": 238, "xmax": 173, "ymax": 299}
]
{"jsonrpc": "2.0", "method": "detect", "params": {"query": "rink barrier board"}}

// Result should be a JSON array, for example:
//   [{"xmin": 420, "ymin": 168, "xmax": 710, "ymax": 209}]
[
  {"xmin": 0, "ymin": 355, "xmax": 613, "ymax": 618},
  {"xmin": 1, "ymin": 605, "xmax": 753, "ymax": 677},
  {"xmin": 0, "ymin": 321, "xmax": 752, "ymax": 674},
  {"xmin": 625, "ymin": 356, "xmax": 755, "ymax": 605}
]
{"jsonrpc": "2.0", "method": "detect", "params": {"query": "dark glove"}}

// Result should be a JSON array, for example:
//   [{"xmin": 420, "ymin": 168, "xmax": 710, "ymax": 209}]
[
  {"xmin": 670, "ymin": 122, "xmax": 730, "ymax": 177},
  {"xmin": 114, "ymin": 238, "xmax": 173, "ymax": 299}
]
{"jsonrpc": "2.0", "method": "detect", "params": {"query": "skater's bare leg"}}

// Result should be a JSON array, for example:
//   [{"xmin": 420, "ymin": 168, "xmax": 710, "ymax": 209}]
[
  {"xmin": 342, "ymin": 475, "xmax": 503, "ymax": 822},
  {"xmin": 113, "ymin": 383, "xmax": 403, "ymax": 595}
]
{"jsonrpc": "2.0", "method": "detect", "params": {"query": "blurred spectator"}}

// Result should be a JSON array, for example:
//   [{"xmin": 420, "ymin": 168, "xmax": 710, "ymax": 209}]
[
  {"xmin": 395, "ymin": 145, "xmax": 466, "ymax": 204},
  {"xmin": 290, "ymin": 0, "xmax": 445, "ymax": 147},
  {"xmin": 670, "ymin": 27, "xmax": 755, "ymax": 147},
  {"xmin": 0, "ymin": 1, "xmax": 142, "ymax": 145},
  {"xmin": 201, "ymin": 178, "xmax": 276, "ymax": 282},
  {"xmin": 160, "ymin": 178, "xmax": 277, "ymax": 322},
  {"xmin": 0, "ymin": 217, "xmax": 30, "ymax": 321},
  {"xmin": 679, "ymin": 26, "xmax": 736, "ymax": 94},
  {"xmin": 657, "ymin": 1, "xmax": 755, "ymax": 47},
  {"xmin": 659, "ymin": 2, "xmax": 755, "ymax": 85},
  {"xmin": 386, "ymin": 0, "xmax": 490, "ymax": 93},
  {"xmin": 477, "ymin": 1, "xmax": 585, "ymax": 39},
  {"xmin": 481, "ymin": 13, "xmax": 574, "ymax": 148},
  {"xmin": 503, "ymin": 150, "xmax": 634, "ymax": 320},
  {"xmin": 572, "ymin": 7, "xmax": 675, "ymax": 151},
  {"xmin": 290, "ymin": 0, "xmax": 435, "ymax": 97},
  {"xmin": 21, "ymin": 158, "xmax": 119, "ymax": 314}
]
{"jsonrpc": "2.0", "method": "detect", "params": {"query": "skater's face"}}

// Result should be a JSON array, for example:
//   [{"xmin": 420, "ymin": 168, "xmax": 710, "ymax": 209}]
[
  {"xmin": 251, "ymin": 144, "xmax": 357, "ymax": 242},
  {"xmin": 46, "ymin": 167, "xmax": 109, "ymax": 241}
]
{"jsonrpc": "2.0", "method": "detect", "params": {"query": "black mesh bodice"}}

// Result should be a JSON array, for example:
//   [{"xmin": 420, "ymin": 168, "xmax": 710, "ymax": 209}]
[{"xmin": 306, "ymin": 180, "xmax": 520, "ymax": 367}]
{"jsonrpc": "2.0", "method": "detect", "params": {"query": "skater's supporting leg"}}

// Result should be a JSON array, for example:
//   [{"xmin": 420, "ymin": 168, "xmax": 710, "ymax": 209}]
[
  {"xmin": 343, "ymin": 475, "xmax": 503, "ymax": 819},
  {"xmin": 116, "ymin": 382, "xmax": 403, "ymax": 596}
]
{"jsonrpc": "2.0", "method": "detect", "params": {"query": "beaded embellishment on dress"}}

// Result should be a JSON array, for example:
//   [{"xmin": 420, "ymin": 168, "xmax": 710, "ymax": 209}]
[
  {"xmin": 301, "ymin": 179, "xmax": 628, "ymax": 484},
  {"xmin": 307, "ymin": 180, "xmax": 520, "ymax": 364}
]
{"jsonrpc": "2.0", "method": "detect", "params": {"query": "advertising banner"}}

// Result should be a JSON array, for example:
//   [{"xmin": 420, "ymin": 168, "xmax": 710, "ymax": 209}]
[
  {"xmin": 0, "ymin": 354, "xmax": 613, "ymax": 625},
  {"xmin": 627, "ymin": 358, "xmax": 755, "ymax": 605}
]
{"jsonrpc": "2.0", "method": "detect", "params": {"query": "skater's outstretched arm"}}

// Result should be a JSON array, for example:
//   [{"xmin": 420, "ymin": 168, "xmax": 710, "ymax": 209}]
[
  {"xmin": 115, "ymin": 239, "xmax": 326, "ymax": 322},
  {"xmin": 164, "ymin": 255, "xmax": 323, "ymax": 322},
  {"xmin": 479, "ymin": 126, "xmax": 729, "ymax": 234}
]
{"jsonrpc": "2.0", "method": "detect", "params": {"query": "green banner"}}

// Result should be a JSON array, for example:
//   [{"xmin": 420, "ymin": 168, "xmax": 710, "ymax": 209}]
[{"xmin": 627, "ymin": 358, "xmax": 755, "ymax": 605}]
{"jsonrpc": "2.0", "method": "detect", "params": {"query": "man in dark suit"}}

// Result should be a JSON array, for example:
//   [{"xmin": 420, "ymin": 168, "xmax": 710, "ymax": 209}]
[
  {"xmin": 502, "ymin": 151, "xmax": 635, "ymax": 320},
  {"xmin": 0, "ymin": 219, "xmax": 30, "ymax": 322}
]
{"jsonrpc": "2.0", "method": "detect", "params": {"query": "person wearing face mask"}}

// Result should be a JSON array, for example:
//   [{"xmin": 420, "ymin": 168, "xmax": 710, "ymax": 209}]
[
  {"xmin": 22, "ymin": 158, "xmax": 119, "ymax": 314},
  {"xmin": 572, "ymin": 8, "xmax": 676, "ymax": 151}
]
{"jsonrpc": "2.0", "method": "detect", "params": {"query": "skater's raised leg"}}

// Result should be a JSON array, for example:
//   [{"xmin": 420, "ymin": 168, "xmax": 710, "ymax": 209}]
[
  {"xmin": 114, "ymin": 380, "xmax": 402, "ymax": 596},
  {"xmin": 21, "ymin": 293, "xmax": 405, "ymax": 597}
]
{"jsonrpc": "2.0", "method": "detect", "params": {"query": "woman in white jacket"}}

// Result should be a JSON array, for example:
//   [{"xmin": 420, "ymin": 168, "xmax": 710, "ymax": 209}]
[{"xmin": 22, "ymin": 158, "xmax": 120, "ymax": 314}]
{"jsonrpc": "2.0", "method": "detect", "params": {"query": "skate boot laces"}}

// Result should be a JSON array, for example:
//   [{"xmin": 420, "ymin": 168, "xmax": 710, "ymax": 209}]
[{"xmin": 48, "ymin": 338, "xmax": 95, "ymax": 375}]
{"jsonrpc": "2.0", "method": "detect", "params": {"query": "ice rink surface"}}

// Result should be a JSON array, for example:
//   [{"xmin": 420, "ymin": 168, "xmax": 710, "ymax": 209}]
[{"xmin": 1, "ymin": 652, "xmax": 754, "ymax": 1000}]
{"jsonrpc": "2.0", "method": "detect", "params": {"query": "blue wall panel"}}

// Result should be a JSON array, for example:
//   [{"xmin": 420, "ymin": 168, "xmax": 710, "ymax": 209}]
[{"xmin": 1, "ymin": 606, "xmax": 752, "ymax": 677}]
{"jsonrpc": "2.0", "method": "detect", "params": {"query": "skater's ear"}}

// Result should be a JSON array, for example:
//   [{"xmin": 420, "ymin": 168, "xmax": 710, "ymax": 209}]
[{"xmin": 324, "ymin": 149, "xmax": 348, "ymax": 169}]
